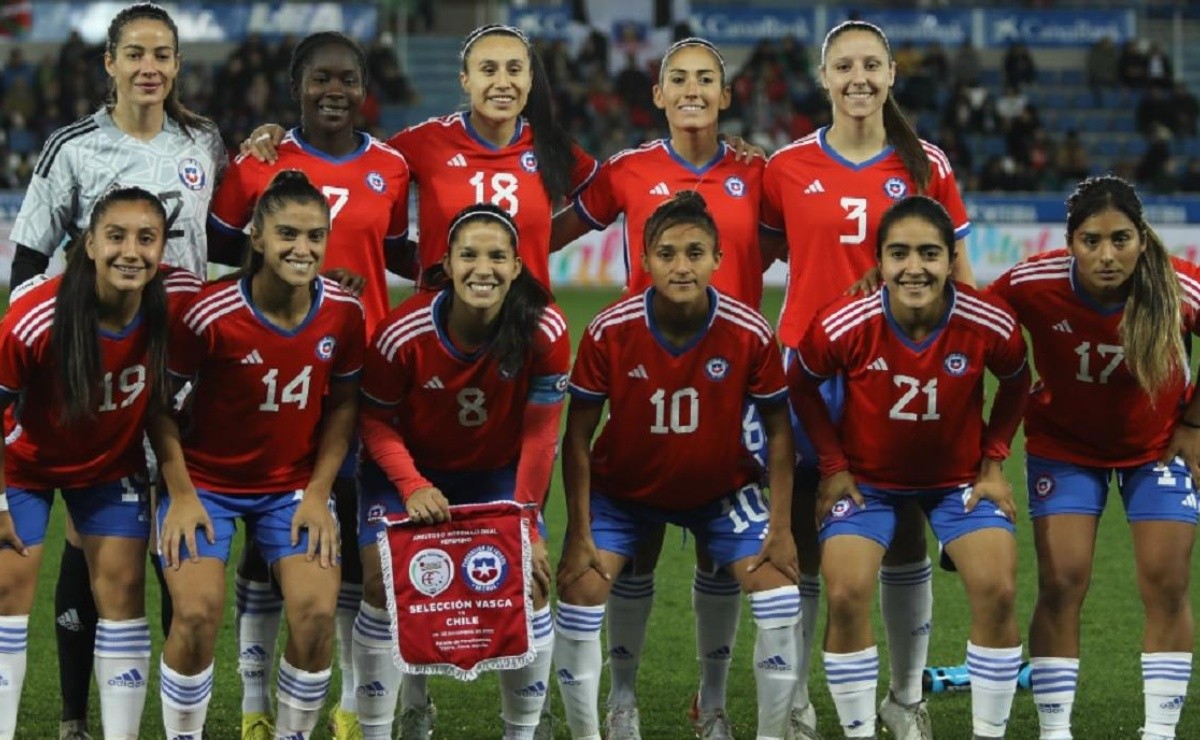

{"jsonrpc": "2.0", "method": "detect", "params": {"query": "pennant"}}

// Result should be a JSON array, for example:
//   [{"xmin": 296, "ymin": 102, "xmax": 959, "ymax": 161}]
[{"xmin": 378, "ymin": 500, "xmax": 535, "ymax": 681}]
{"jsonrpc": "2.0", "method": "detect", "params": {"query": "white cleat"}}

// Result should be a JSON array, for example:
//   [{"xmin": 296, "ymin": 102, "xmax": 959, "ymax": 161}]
[
  {"xmin": 878, "ymin": 692, "xmax": 933, "ymax": 740},
  {"xmin": 786, "ymin": 702, "xmax": 824, "ymax": 739},
  {"xmin": 603, "ymin": 705, "xmax": 642, "ymax": 740}
]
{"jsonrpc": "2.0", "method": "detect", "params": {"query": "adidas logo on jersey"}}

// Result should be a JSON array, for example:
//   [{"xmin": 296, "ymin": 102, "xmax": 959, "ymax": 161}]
[
  {"xmin": 627, "ymin": 364, "xmax": 649, "ymax": 379},
  {"xmin": 1052, "ymin": 320, "xmax": 1073, "ymax": 333},
  {"xmin": 804, "ymin": 179, "xmax": 825, "ymax": 194},
  {"xmin": 868, "ymin": 357, "xmax": 889, "ymax": 371},
  {"xmin": 241, "ymin": 350, "xmax": 264, "ymax": 364},
  {"xmin": 108, "ymin": 668, "xmax": 146, "ymax": 688},
  {"xmin": 649, "ymin": 182, "xmax": 670, "ymax": 196},
  {"xmin": 1183, "ymin": 492, "xmax": 1198, "ymax": 511},
  {"xmin": 447, "ymin": 153, "xmax": 467, "ymax": 167},
  {"xmin": 57, "ymin": 608, "xmax": 84, "ymax": 632},
  {"xmin": 423, "ymin": 376, "xmax": 445, "ymax": 389}
]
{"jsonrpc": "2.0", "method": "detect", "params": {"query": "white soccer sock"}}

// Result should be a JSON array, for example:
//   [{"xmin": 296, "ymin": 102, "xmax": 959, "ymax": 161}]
[
  {"xmin": 604, "ymin": 573, "xmax": 653, "ymax": 710},
  {"xmin": 879, "ymin": 558, "xmax": 933, "ymax": 706},
  {"xmin": 824, "ymin": 646, "xmax": 879, "ymax": 738},
  {"xmin": 235, "ymin": 576, "xmax": 283, "ymax": 715},
  {"xmin": 400, "ymin": 673, "xmax": 428, "ymax": 712},
  {"xmin": 553, "ymin": 602, "xmax": 605, "ymax": 740},
  {"xmin": 0, "ymin": 614, "xmax": 29, "ymax": 739},
  {"xmin": 967, "ymin": 641, "xmax": 1023, "ymax": 737},
  {"xmin": 1031, "ymin": 656, "xmax": 1078, "ymax": 739},
  {"xmin": 275, "ymin": 657, "xmax": 331, "ymax": 736},
  {"xmin": 1142, "ymin": 651, "xmax": 1192, "ymax": 738},
  {"xmin": 750, "ymin": 586, "xmax": 801, "ymax": 739},
  {"xmin": 94, "ymin": 617, "xmax": 152, "ymax": 739},
  {"xmin": 336, "ymin": 583, "xmax": 363, "ymax": 713},
  {"xmin": 500, "ymin": 606, "xmax": 554, "ymax": 734},
  {"xmin": 353, "ymin": 603, "xmax": 402, "ymax": 740},
  {"xmin": 794, "ymin": 575, "xmax": 820, "ymax": 710},
  {"xmin": 160, "ymin": 658, "xmax": 213, "ymax": 739},
  {"xmin": 693, "ymin": 568, "xmax": 741, "ymax": 712}
]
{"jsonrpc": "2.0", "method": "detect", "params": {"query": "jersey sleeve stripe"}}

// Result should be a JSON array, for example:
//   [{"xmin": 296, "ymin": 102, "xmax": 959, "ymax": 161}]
[
  {"xmin": 572, "ymin": 198, "xmax": 607, "ymax": 231},
  {"xmin": 823, "ymin": 294, "xmax": 880, "ymax": 328},
  {"xmin": 208, "ymin": 213, "xmax": 245, "ymax": 235},
  {"xmin": 569, "ymin": 159, "xmax": 599, "ymax": 199},
  {"xmin": 323, "ymin": 291, "xmax": 366, "ymax": 318},
  {"xmin": 1009, "ymin": 270, "xmax": 1069, "ymax": 286},
  {"xmin": 13, "ymin": 298, "xmax": 56, "ymax": 341},
  {"xmin": 588, "ymin": 309, "xmax": 645, "ymax": 341},
  {"xmin": 995, "ymin": 357, "xmax": 1028, "ymax": 381},
  {"xmin": 586, "ymin": 297, "xmax": 643, "ymax": 334},
  {"xmin": 332, "ymin": 367, "xmax": 363, "ymax": 380},
  {"xmin": 1011, "ymin": 256, "xmax": 1071, "ymax": 276},
  {"xmin": 715, "ymin": 308, "xmax": 773, "ymax": 344},
  {"xmin": 822, "ymin": 297, "xmax": 881, "ymax": 337},
  {"xmin": 717, "ymin": 295, "xmax": 773, "ymax": 334},
  {"xmin": 951, "ymin": 306, "xmax": 1013, "ymax": 339},
  {"xmin": 542, "ymin": 306, "xmax": 568, "ymax": 333},
  {"xmin": 538, "ymin": 312, "xmax": 567, "ymax": 341},
  {"xmin": 375, "ymin": 307, "xmax": 434, "ymax": 351},
  {"xmin": 192, "ymin": 301, "xmax": 245, "ymax": 336},
  {"xmin": 0, "ymin": 383, "xmax": 20, "ymax": 397},
  {"xmin": 828, "ymin": 306, "xmax": 884, "ymax": 343},
  {"xmin": 759, "ymin": 220, "xmax": 785, "ymax": 234},
  {"xmin": 567, "ymin": 383, "xmax": 606, "ymax": 402},
  {"xmin": 35, "ymin": 118, "xmax": 99, "ymax": 178},
  {"xmin": 956, "ymin": 294, "xmax": 1016, "ymax": 331},
  {"xmin": 1177, "ymin": 272, "xmax": 1200, "ymax": 309},
  {"xmin": 19, "ymin": 315, "xmax": 53, "ymax": 346},
  {"xmin": 182, "ymin": 286, "xmax": 242, "ymax": 330},
  {"xmin": 382, "ymin": 323, "xmax": 435, "ymax": 363},
  {"xmin": 953, "ymin": 222, "xmax": 971, "ymax": 240},
  {"xmin": 766, "ymin": 132, "xmax": 819, "ymax": 163},
  {"xmin": 920, "ymin": 142, "xmax": 952, "ymax": 179}
]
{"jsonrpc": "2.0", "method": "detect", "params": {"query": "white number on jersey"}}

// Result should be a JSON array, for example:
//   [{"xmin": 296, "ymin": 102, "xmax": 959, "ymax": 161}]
[
  {"xmin": 839, "ymin": 197, "xmax": 868, "ymax": 245},
  {"xmin": 723, "ymin": 484, "xmax": 771, "ymax": 534},
  {"xmin": 1074, "ymin": 341, "xmax": 1124, "ymax": 384},
  {"xmin": 742, "ymin": 403, "xmax": 765, "ymax": 454},
  {"xmin": 649, "ymin": 387, "xmax": 699, "ymax": 434},
  {"xmin": 888, "ymin": 375, "xmax": 940, "ymax": 421},
  {"xmin": 98, "ymin": 365, "xmax": 147, "ymax": 412},
  {"xmin": 259, "ymin": 366, "xmax": 313, "ymax": 411},
  {"xmin": 457, "ymin": 387, "xmax": 488, "ymax": 427},
  {"xmin": 469, "ymin": 171, "xmax": 520, "ymax": 216},
  {"xmin": 321, "ymin": 186, "xmax": 351, "ymax": 222}
]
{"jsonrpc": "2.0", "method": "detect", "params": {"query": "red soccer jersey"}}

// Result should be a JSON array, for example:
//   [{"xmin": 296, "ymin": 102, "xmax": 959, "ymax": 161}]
[
  {"xmin": 169, "ymin": 276, "xmax": 366, "ymax": 493},
  {"xmin": 0, "ymin": 266, "xmax": 202, "ymax": 489},
  {"xmin": 573, "ymin": 139, "xmax": 765, "ymax": 306},
  {"xmin": 989, "ymin": 249, "xmax": 1200, "ymax": 467},
  {"xmin": 209, "ymin": 129, "xmax": 409, "ymax": 333},
  {"xmin": 388, "ymin": 113, "xmax": 597, "ymax": 287},
  {"xmin": 361, "ymin": 289, "xmax": 570, "ymax": 472},
  {"xmin": 569, "ymin": 288, "xmax": 787, "ymax": 509},
  {"xmin": 762, "ymin": 127, "xmax": 971, "ymax": 348},
  {"xmin": 795, "ymin": 284, "xmax": 1027, "ymax": 489}
]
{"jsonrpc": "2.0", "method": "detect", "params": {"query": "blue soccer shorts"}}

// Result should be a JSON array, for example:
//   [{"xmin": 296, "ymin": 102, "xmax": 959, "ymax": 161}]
[
  {"xmin": 588, "ymin": 483, "xmax": 771, "ymax": 569},
  {"xmin": 1027, "ymin": 454, "xmax": 1199, "ymax": 524},
  {"xmin": 820, "ymin": 482, "xmax": 1015, "ymax": 548},
  {"xmin": 7, "ymin": 477, "xmax": 149, "ymax": 548},
  {"xmin": 782, "ymin": 347, "xmax": 845, "ymax": 469}
]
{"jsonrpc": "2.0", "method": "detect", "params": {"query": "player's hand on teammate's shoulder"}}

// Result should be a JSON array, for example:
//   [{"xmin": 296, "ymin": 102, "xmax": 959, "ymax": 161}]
[
  {"xmin": 965, "ymin": 459, "xmax": 1017, "ymax": 522},
  {"xmin": 405, "ymin": 486, "xmax": 451, "ymax": 525},
  {"xmin": 241, "ymin": 123, "xmax": 286, "ymax": 163},
  {"xmin": 816, "ymin": 470, "xmax": 863, "ymax": 524},
  {"xmin": 846, "ymin": 266, "xmax": 883, "ymax": 296},
  {"xmin": 292, "ymin": 488, "xmax": 340, "ymax": 569},
  {"xmin": 556, "ymin": 532, "xmax": 609, "ymax": 588},
  {"xmin": 160, "ymin": 488, "xmax": 215, "ymax": 570},
  {"xmin": 723, "ymin": 133, "xmax": 766, "ymax": 164},
  {"xmin": 324, "ymin": 267, "xmax": 366, "ymax": 296}
]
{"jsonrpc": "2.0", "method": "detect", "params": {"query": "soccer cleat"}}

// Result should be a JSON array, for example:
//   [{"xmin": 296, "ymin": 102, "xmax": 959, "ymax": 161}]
[
  {"xmin": 785, "ymin": 703, "xmax": 823, "ymax": 739},
  {"xmin": 877, "ymin": 692, "xmax": 932, "ymax": 740},
  {"xmin": 58, "ymin": 720, "xmax": 92, "ymax": 740},
  {"xmin": 603, "ymin": 705, "xmax": 642, "ymax": 740},
  {"xmin": 688, "ymin": 693, "xmax": 734, "ymax": 739},
  {"xmin": 922, "ymin": 663, "xmax": 971, "ymax": 693},
  {"xmin": 532, "ymin": 708, "xmax": 556, "ymax": 740},
  {"xmin": 241, "ymin": 712, "xmax": 274, "ymax": 740},
  {"xmin": 329, "ymin": 704, "xmax": 364, "ymax": 740},
  {"xmin": 397, "ymin": 700, "xmax": 438, "ymax": 739}
]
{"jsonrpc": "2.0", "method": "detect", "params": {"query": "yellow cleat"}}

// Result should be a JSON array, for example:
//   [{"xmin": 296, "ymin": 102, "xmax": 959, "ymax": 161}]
[
  {"xmin": 241, "ymin": 712, "xmax": 274, "ymax": 740},
  {"xmin": 330, "ymin": 705, "xmax": 364, "ymax": 740}
]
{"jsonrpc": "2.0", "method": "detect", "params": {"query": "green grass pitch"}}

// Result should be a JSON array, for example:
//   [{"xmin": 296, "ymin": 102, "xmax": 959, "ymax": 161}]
[{"xmin": 10, "ymin": 286, "xmax": 1200, "ymax": 738}]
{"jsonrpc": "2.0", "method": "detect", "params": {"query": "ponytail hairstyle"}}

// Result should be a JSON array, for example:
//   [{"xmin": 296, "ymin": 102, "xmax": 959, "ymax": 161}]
[
  {"xmin": 1066, "ymin": 175, "xmax": 1184, "ymax": 396},
  {"xmin": 423, "ymin": 202, "xmax": 551, "ymax": 378},
  {"xmin": 289, "ymin": 31, "xmax": 368, "ymax": 99},
  {"xmin": 659, "ymin": 37, "xmax": 728, "ymax": 86},
  {"xmin": 52, "ymin": 187, "xmax": 170, "ymax": 423},
  {"xmin": 241, "ymin": 169, "xmax": 330, "ymax": 277},
  {"xmin": 104, "ymin": 3, "xmax": 214, "ymax": 139},
  {"xmin": 820, "ymin": 20, "xmax": 930, "ymax": 192},
  {"xmin": 460, "ymin": 24, "xmax": 575, "ymax": 201},
  {"xmin": 875, "ymin": 195, "xmax": 957, "ymax": 262},
  {"xmin": 643, "ymin": 190, "xmax": 720, "ymax": 256}
]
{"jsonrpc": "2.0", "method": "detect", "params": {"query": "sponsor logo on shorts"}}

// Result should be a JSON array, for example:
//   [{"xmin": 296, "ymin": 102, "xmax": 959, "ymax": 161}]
[
  {"xmin": 367, "ymin": 503, "xmax": 387, "ymax": 522},
  {"xmin": 462, "ymin": 545, "xmax": 508, "ymax": 593},
  {"xmin": 830, "ymin": 498, "xmax": 853, "ymax": 518},
  {"xmin": 409, "ymin": 548, "xmax": 454, "ymax": 597},
  {"xmin": 1034, "ymin": 474, "xmax": 1055, "ymax": 499}
]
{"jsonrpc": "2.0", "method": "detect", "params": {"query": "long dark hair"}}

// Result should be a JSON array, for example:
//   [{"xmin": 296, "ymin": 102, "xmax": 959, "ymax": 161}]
[
  {"xmin": 422, "ymin": 203, "xmax": 551, "ymax": 377},
  {"xmin": 104, "ymin": 3, "xmax": 213, "ymax": 138},
  {"xmin": 52, "ymin": 187, "xmax": 170, "ymax": 423},
  {"xmin": 821, "ymin": 20, "xmax": 930, "ymax": 192},
  {"xmin": 1066, "ymin": 175, "xmax": 1183, "ymax": 395},
  {"xmin": 236, "ymin": 170, "xmax": 330, "ymax": 277},
  {"xmin": 461, "ymin": 25, "xmax": 575, "ymax": 201},
  {"xmin": 876, "ymin": 196, "xmax": 957, "ymax": 262}
]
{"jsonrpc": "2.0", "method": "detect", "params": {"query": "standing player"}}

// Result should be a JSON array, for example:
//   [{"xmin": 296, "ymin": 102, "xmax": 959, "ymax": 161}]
[
  {"xmin": 555, "ymin": 191, "xmax": 801, "ymax": 740},
  {"xmin": 5, "ymin": 6, "xmax": 225, "ymax": 736},
  {"xmin": 988, "ymin": 176, "xmax": 1200, "ymax": 740},
  {"xmin": 207, "ymin": 31, "xmax": 408, "ymax": 740},
  {"xmin": 761, "ymin": 20, "xmax": 974, "ymax": 738},
  {"xmin": 790, "ymin": 196, "xmax": 1029, "ymax": 739},
  {"xmin": 549, "ymin": 37, "xmax": 769, "ymax": 739},
  {"xmin": 0, "ymin": 187, "xmax": 198, "ymax": 740},
  {"xmin": 353, "ymin": 204, "xmax": 568, "ymax": 740},
  {"xmin": 153, "ymin": 171, "xmax": 364, "ymax": 740}
]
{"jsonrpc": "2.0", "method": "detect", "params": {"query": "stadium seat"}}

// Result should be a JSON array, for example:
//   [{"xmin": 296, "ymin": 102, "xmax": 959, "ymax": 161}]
[
  {"xmin": 1125, "ymin": 138, "xmax": 1148, "ymax": 157},
  {"xmin": 1061, "ymin": 69, "xmax": 1085, "ymax": 86}
]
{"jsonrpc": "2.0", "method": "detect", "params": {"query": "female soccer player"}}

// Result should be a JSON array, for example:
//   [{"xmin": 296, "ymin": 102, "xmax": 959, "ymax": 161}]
[
  {"xmin": 549, "ymin": 36, "xmax": 771, "ymax": 739},
  {"xmin": 5, "ymin": 5, "xmax": 225, "ymax": 735},
  {"xmin": 0, "ymin": 186, "xmax": 199, "ymax": 740},
  {"xmin": 989, "ymin": 175, "xmax": 1200, "ymax": 740},
  {"xmin": 207, "ymin": 31, "xmax": 409, "ymax": 738},
  {"xmin": 556, "ymin": 191, "xmax": 801, "ymax": 740},
  {"xmin": 353, "ymin": 203, "xmax": 568, "ymax": 740},
  {"xmin": 153, "ymin": 171, "xmax": 364, "ymax": 740},
  {"xmin": 790, "ymin": 196, "xmax": 1029, "ymax": 739},
  {"xmin": 761, "ymin": 21, "xmax": 975, "ymax": 737}
]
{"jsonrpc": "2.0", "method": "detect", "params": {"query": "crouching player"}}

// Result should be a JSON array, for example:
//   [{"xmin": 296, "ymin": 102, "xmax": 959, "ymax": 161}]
[
  {"xmin": 789, "ymin": 196, "xmax": 1030, "ymax": 739},
  {"xmin": 555, "ymin": 191, "xmax": 801, "ymax": 740}
]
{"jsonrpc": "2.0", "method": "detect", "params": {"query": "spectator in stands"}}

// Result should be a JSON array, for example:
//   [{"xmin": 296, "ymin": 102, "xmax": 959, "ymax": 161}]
[
  {"xmin": 408, "ymin": 0, "xmax": 435, "ymax": 33},
  {"xmin": 1178, "ymin": 157, "xmax": 1200, "ymax": 192},
  {"xmin": 893, "ymin": 41, "xmax": 922, "ymax": 77},
  {"xmin": 2, "ymin": 48, "xmax": 34, "ymax": 92},
  {"xmin": 952, "ymin": 39, "xmax": 981, "ymax": 86},
  {"xmin": 5, "ymin": 112, "xmax": 35, "ymax": 157},
  {"xmin": 778, "ymin": 36, "xmax": 811, "ymax": 82},
  {"xmin": 980, "ymin": 154, "xmax": 1036, "ymax": 191},
  {"xmin": 945, "ymin": 79, "xmax": 994, "ymax": 136},
  {"xmin": 1006, "ymin": 104, "xmax": 1040, "ymax": 166},
  {"xmin": 56, "ymin": 30, "xmax": 87, "ymax": 82},
  {"xmin": 1137, "ymin": 87, "xmax": 1174, "ymax": 138},
  {"xmin": 936, "ymin": 126, "xmax": 973, "ymax": 181},
  {"xmin": 1146, "ymin": 42, "xmax": 1173, "ymax": 89},
  {"xmin": 1, "ymin": 74, "xmax": 35, "ymax": 122},
  {"xmin": 1135, "ymin": 125, "xmax": 1175, "ymax": 193},
  {"xmin": 1119, "ymin": 40, "xmax": 1149, "ymax": 88},
  {"xmin": 1086, "ymin": 36, "xmax": 1120, "ymax": 103},
  {"xmin": 1170, "ymin": 82, "xmax": 1198, "ymax": 138},
  {"xmin": 1003, "ymin": 42, "xmax": 1036, "ymax": 89},
  {"xmin": 994, "ymin": 85, "xmax": 1029, "ymax": 133},
  {"xmin": 367, "ymin": 32, "xmax": 417, "ymax": 105},
  {"xmin": 576, "ymin": 30, "xmax": 609, "ymax": 81},
  {"xmin": 922, "ymin": 42, "xmax": 949, "ymax": 82},
  {"xmin": 614, "ymin": 52, "xmax": 654, "ymax": 125},
  {"xmin": 1055, "ymin": 130, "xmax": 1091, "ymax": 182}
]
